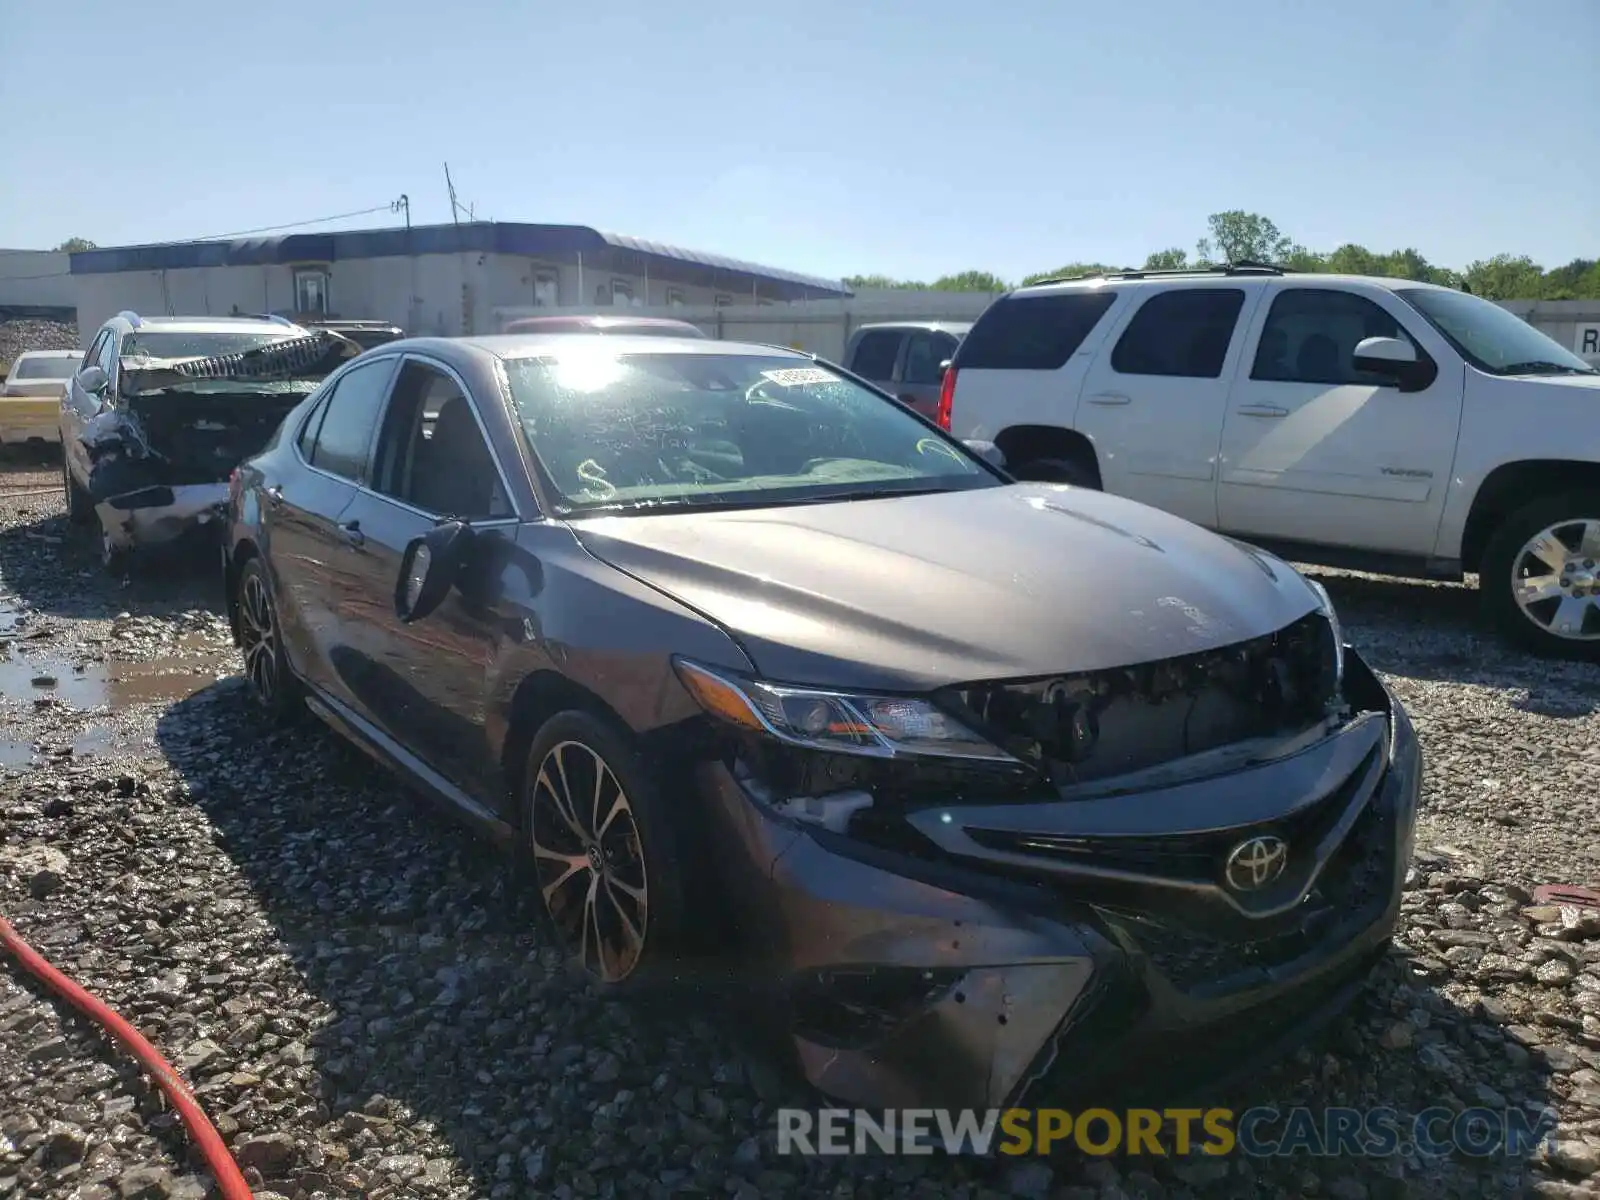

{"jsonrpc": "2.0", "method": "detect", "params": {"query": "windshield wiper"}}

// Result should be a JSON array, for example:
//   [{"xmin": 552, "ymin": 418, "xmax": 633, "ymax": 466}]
[
  {"xmin": 1499, "ymin": 361, "xmax": 1599, "ymax": 376},
  {"xmin": 558, "ymin": 484, "xmax": 962, "ymax": 518}
]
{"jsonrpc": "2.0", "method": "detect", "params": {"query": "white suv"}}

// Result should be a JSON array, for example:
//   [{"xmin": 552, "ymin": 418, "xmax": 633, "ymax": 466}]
[{"xmin": 938, "ymin": 265, "xmax": 1600, "ymax": 659}]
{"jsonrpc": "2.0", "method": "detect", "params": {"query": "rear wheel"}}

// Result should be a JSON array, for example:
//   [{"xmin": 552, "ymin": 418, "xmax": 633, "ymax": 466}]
[
  {"xmin": 1480, "ymin": 491, "xmax": 1600, "ymax": 661},
  {"xmin": 1013, "ymin": 455, "xmax": 1100, "ymax": 489},
  {"xmin": 235, "ymin": 557, "xmax": 302, "ymax": 721}
]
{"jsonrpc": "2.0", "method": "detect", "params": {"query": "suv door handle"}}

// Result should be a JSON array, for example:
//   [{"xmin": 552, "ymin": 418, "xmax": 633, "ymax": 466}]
[
  {"xmin": 1236, "ymin": 404, "xmax": 1288, "ymax": 418},
  {"xmin": 1087, "ymin": 392, "xmax": 1131, "ymax": 406},
  {"xmin": 338, "ymin": 520, "xmax": 364, "ymax": 546}
]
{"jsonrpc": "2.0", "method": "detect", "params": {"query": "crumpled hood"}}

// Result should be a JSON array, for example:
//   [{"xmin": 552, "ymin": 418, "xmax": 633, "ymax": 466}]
[{"xmin": 571, "ymin": 483, "xmax": 1323, "ymax": 692}]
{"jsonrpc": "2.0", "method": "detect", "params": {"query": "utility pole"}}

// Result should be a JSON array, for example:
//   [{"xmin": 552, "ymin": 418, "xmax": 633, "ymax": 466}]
[
  {"xmin": 392, "ymin": 193, "xmax": 410, "ymax": 230},
  {"xmin": 444, "ymin": 163, "xmax": 461, "ymax": 226}
]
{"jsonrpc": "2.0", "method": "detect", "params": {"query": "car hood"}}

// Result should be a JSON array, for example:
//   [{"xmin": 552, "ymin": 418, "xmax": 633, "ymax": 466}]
[{"xmin": 570, "ymin": 483, "xmax": 1323, "ymax": 692}]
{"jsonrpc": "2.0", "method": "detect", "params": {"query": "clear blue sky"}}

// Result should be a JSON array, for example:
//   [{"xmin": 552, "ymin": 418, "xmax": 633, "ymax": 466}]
[{"xmin": 4, "ymin": 0, "xmax": 1595, "ymax": 282}]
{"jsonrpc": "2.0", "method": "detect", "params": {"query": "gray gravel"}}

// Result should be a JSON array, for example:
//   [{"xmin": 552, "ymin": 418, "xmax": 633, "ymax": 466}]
[
  {"xmin": 2, "ymin": 458, "xmax": 1600, "ymax": 1199},
  {"xmin": 0, "ymin": 319, "xmax": 79, "ymax": 364}
]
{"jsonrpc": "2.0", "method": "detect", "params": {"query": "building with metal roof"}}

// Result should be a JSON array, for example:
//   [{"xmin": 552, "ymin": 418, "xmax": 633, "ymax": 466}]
[{"xmin": 67, "ymin": 222, "xmax": 851, "ymax": 340}]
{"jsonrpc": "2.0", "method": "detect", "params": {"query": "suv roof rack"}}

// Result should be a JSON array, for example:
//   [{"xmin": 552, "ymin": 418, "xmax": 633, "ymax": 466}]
[{"xmin": 1024, "ymin": 261, "xmax": 1289, "ymax": 287}]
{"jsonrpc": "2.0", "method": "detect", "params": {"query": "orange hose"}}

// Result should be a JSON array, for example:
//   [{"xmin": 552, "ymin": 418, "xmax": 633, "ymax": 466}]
[{"xmin": 0, "ymin": 916, "xmax": 254, "ymax": 1199}]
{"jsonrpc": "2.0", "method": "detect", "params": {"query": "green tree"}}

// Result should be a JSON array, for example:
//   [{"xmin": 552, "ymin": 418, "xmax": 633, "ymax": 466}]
[
  {"xmin": 929, "ymin": 270, "xmax": 1009, "ymax": 292},
  {"xmin": 1143, "ymin": 248, "xmax": 1188, "ymax": 270},
  {"xmin": 1196, "ymin": 211, "xmax": 1293, "ymax": 264},
  {"xmin": 1020, "ymin": 263, "xmax": 1125, "ymax": 285},
  {"xmin": 1281, "ymin": 245, "xmax": 1327, "ymax": 272},
  {"xmin": 1462, "ymin": 254, "xmax": 1546, "ymax": 301},
  {"xmin": 842, "ymin": 274, "xmax": 927, "ymax": 290},
  {"xmin": 1542, "ymin": 258, "xmax": 1600, "ymax": 300},
  {"xmin": 53, "ymin": 237, "xmax": 97, "ymax": 252}
]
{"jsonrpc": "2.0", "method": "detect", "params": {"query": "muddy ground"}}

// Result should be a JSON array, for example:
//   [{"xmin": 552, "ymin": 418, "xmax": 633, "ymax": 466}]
[{"xmin": 2, "ymin": 452, "xmax": 1600, "ymax": 1199}]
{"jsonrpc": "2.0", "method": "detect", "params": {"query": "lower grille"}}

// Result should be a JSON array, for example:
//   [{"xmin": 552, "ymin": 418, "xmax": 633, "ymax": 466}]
[{"xmin": 1117, "ymin": 796, "xmax": 1397, "ymax": 996}]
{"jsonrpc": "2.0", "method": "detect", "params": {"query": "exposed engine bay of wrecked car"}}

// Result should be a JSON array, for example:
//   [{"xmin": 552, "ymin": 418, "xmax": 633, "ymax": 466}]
[{"xmin": 82, "ymin": 331, "xmax": 359, "ymax": 555}]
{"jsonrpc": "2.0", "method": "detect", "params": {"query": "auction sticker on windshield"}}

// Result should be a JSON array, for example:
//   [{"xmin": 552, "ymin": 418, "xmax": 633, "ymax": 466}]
[{"xmin": 761, "ymin": 367, "xmax": 836, "ymax": 387}]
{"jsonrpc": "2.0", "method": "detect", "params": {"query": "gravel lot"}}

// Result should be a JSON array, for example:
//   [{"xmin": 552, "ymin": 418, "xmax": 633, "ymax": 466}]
[{"xmin": 2, "ymin": 454, "xmax": 1600, "ymax": 1200}]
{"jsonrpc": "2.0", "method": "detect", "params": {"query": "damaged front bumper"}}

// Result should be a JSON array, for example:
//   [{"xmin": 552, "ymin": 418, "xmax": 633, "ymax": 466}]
[
  {"xmin": 95, "ymin": 483, "xmax": 229, "ymax": 553},
  {"xmin": 695, "ymin": 646, "xmax": 1421, "ymax": 1110}
]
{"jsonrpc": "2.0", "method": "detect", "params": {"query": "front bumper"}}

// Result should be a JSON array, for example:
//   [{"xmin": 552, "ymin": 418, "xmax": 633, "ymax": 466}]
[
  {"xmin": 696, "ymin": 646, "xmax": 1421, "ymax": 1110},
  {"xmin": 95, "ymin": 482, "xmax": 229, "ymax": 552}
]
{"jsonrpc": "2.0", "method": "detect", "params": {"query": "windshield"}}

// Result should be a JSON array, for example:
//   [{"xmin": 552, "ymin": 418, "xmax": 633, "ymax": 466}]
[
  {"xmin": 1394, "ymin": 288, "xmax": 1597, "ymax": 377},
  {"xmin": 503, "ymin": 350, "xmax": 996, "ymax": 515},
  {"xmin": 120, "ymin": 330, "xmax": 298, "ymax": 362},
  {"xmin": 12, "ymin": 355, "xmax": 77, "ymax": 381}
]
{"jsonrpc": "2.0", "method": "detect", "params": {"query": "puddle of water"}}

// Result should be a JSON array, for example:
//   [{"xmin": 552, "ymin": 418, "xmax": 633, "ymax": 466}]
[{"xmin": 0, "ymin": 650, "xmax": 237, "ymax": 710}]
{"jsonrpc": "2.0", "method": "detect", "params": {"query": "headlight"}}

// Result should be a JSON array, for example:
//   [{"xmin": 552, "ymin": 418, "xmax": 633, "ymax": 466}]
[
  {"xmin": 674, "ymin": 658, "xmax": 1019, "ymax": 763},
  {"xmin": 1303, "ymin": 577, "xmax": 1345, "ymax": 689}
]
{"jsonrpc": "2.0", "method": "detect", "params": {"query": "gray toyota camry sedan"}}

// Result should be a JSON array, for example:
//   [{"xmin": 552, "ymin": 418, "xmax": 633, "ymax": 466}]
[{"xmin": 223, "ymin": 333, "xmax": 1420, "ymax": 1109}]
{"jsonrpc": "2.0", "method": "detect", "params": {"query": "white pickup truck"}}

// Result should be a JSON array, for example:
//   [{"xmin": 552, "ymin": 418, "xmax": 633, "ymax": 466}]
[{"xmin": 938, "ymin": 266, "xmax": 1600, "ymax": 659}]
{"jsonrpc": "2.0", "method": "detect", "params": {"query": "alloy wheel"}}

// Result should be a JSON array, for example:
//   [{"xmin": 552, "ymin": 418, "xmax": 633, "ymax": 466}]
[
  {"xmin": 238, "ymin": 571, "xmax": 280, "ymax": 704},
  {"xmin": 1510, "ymin": 518, "xmax": 1600, "ymax": 642},
  {"xmin": 529, "ymin": 740, "xmax": 649, "ymax": 984}
]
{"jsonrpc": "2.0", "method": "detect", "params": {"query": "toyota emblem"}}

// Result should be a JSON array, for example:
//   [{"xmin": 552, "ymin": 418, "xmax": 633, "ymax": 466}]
[{"xmin": 1224, "ymin": 835, "xmax": 1289, "ymax": 892}]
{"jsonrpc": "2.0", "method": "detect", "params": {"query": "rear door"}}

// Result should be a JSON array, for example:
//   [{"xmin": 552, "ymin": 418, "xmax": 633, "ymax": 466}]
[
  {"xmin": 265, "ymin": 356, "xmax": 399, "ymax": 705},
  {"xmin": 333, "ymin": 355, "xmax": 522, "ymax": 803},
  {"xmin": 845, "ymin": 328, "xmax": 906, "ymax": 399},
  {"xmin": 1074, "ymin": 286, "xmax": 1261, "ymax": 528},
  {"xmin": 898, "ymin": 329, "xmax": 961, "ymax": 418}
]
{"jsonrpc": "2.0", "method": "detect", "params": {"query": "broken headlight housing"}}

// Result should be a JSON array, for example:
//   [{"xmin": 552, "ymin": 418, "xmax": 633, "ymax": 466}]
[
  {"xmin": 1303, "ymin": 577, "xmax": 1345, "ymax": 691},
  {"xmin": 674, "ymin": 658, "xmax": 1021, "ymax": 764}
]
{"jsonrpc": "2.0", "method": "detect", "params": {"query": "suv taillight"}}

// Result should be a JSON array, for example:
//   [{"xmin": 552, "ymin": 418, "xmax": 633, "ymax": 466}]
[{"xmin": 935, "ymin": 366, "xmax": 957, "ymax": 431}]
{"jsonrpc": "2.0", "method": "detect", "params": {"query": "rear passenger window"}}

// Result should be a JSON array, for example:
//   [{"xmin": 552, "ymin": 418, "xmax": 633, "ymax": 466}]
[
  {"xmin": 903, "ymin": 332, "xmax": 958, "ymax": 385},
  {"xmin": 1110, "ymin": 289, "xmax": 1245, "ymax": 379},
  {"xmin": 957, "ymin": 292, "xmax": 1116, "ymax": 370},
  {"xmin": 850, "ymin": 331, "xmax": 902, "ymax": 380},
  {"xmin": 306, "ymin": 359, "xmax": 396, "ymax": 481}
]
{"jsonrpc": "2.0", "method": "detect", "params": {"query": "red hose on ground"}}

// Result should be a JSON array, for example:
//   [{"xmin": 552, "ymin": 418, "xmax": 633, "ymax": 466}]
[{"xmin": 0, "ymin": 915, "xmax": 254, "ymax": 1199}]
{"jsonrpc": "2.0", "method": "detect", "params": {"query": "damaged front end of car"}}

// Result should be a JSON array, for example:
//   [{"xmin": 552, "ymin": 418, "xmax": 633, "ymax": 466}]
[
  {"xmin": 83, "ymin": 331, "xmax": 359, "ymax": 561},
  {"xmin": 679, "ymin": 600, "xmax": 1421, "ymax": 1111}
]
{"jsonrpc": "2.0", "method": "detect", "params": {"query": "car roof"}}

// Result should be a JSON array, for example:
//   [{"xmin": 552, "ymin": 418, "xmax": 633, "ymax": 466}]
[
  {"xmin": 453, "ymin": 334, "xmax": 810, "ymax": 360},
  {"xmin": 503, "ymin": 314, "xmax": 702, "ymax": 330},
  {"xmin": 13, "ymin": 348, "xmax": 80, "ymax": 358},
  {"xmin": 1014, "ymin": 273, "xmax": 1453, "ymax": 296},
  {"xmin": 853, "ymin": 320, "xmax": 973, "ymax": 335}
]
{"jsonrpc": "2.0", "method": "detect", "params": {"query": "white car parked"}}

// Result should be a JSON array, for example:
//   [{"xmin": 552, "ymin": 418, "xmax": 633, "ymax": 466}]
[
  {"xmin": 1, "ymin": 349, "xmax": 79, "ymax": 446},
  {"xmin": 938, "ymin": 265, "xmax": 1600, "ymax": 659}
]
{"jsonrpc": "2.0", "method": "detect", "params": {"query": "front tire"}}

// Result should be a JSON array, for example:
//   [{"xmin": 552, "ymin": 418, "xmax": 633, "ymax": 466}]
[
  {"xmin": 1480, "ymin": 491, "xmax": 1600, "ymax": 661},
  {"xmin": 235, "ymin": 557, "xmax": 303, "ymax": 721},
  {"xmin": 522, "ymin": 711, "xmax": 686, "ymax": 991},
  {"xmin": 62, "ymin": 450, "xmax": 93, "ymax": 526}
]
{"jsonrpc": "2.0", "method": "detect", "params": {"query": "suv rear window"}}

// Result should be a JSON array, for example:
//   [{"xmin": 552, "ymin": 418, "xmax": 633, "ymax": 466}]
[
  {"xmin": 1110, "ymin": 288, "xmax": 1245, "ymax": 379},
  {"xmin": 956, "ymin": 292, "xmax": 1116, "ymax": 370}
]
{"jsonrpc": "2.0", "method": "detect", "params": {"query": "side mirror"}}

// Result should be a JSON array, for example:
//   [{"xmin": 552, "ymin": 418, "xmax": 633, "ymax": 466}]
[
  {"xmin": 78, "ymin": 364, "xmax": 108, "ymax": 395},
  {"xmin": 395, "ymin": 520, "xmax": 476, "ymax": 623},
  {"xmin": 1352, "ymin": 336, "xmax": 1433, "ymax": 392},
  {"xmin": 963, "ymin": 439, "xmax": 1006, "ymax": 470}
]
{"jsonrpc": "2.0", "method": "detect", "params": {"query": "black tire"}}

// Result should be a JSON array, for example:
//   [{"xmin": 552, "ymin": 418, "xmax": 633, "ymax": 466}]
[
  {"xmin": 61, "ymin": 450, "xmax": 94, "ymax": 526},
  {"xmin": 1014, "ymin": 454, "xmax": 1100, "ymax": 489},
  {"xmin": 234, "ymin": 557, "xmax": 304, "ymax": 721},
  {"xmin": 521, "ymin": 710, "xmax": 687, "ymax": 993},
  {"xmin": 1480, "ymin": 489, "xmax": 1600, "ymax": 662}
]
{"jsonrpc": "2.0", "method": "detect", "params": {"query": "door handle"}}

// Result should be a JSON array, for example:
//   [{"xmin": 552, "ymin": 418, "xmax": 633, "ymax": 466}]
[
  {"xmin": 338, "ymin": 520, "xmax": 364, "ymax": 546},
  {"xmin": 263, "ymin": 485, "xmax": 284, "ymax": 507},
  {"xmin": 1087, "ymin": 392, "xmax": 1131, "ymax": 406},
  {"xmin": 1236, "ymin": 404, "xmax": 1288, "ymax": 418}
]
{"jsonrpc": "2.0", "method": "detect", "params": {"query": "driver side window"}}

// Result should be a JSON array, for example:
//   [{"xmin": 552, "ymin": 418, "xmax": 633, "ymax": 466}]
[
  {"xmin": 1250, "ymin": 289, "xmax": 1423, "ymax": 387},
  {"xmin": 370, "ymin": 360, "xmax": 513, "ymax": 519}
]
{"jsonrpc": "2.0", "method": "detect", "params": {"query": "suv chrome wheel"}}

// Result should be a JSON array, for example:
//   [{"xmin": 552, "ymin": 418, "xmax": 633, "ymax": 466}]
[
  {"xmin": 529, "ymin": 739, "xmax": 650, "ymax": 984},
  {"xmin": 1509, "ymin": 518, "xmax": 1600, "ymax": 642},
  {"xmin": 239, "ymin": 570, "xmax": 281, "ymax": 704}
]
